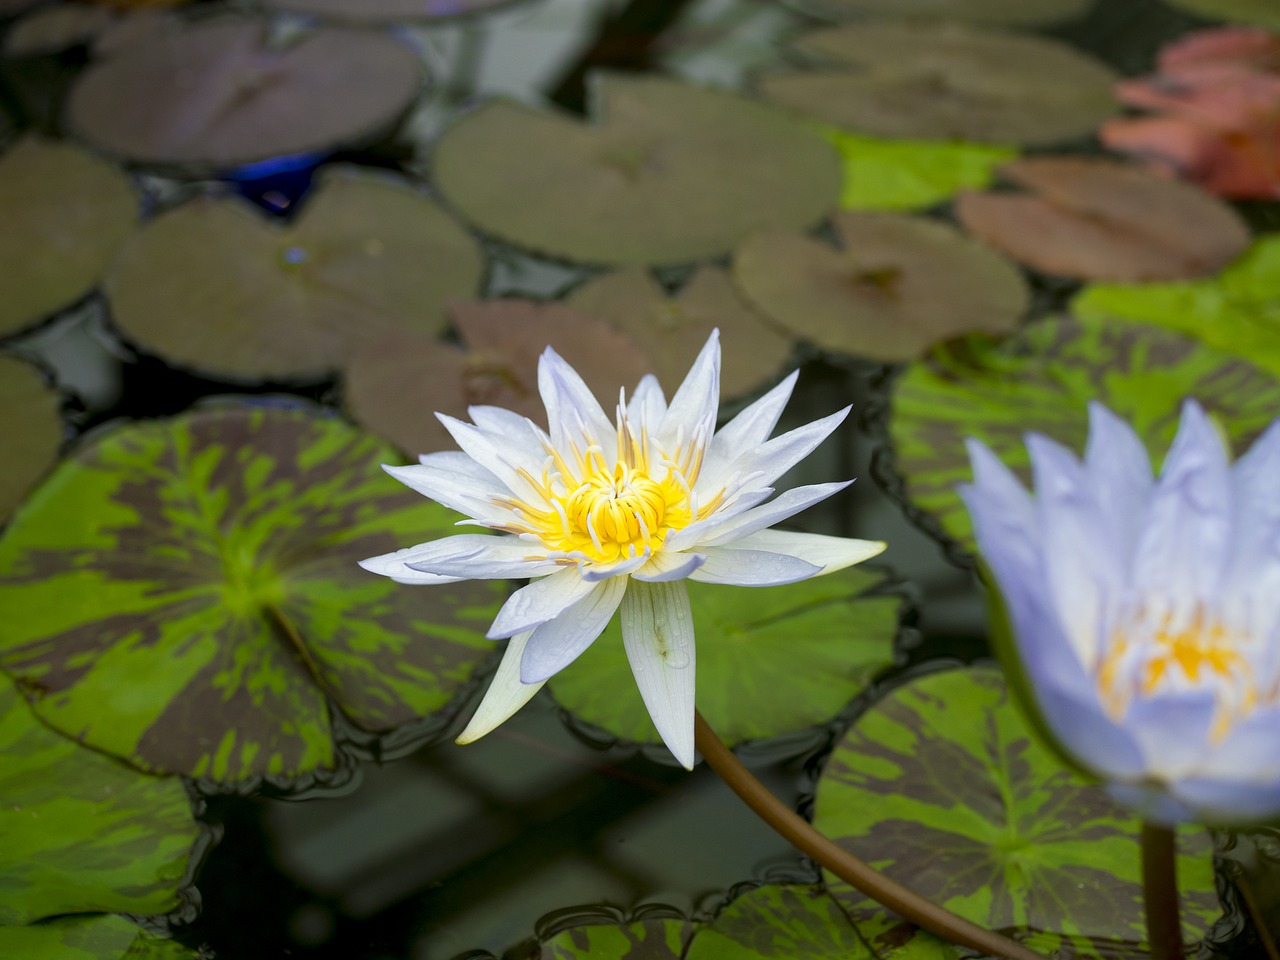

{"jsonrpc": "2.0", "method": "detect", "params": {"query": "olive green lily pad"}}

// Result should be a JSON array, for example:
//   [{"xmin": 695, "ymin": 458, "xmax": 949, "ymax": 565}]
[
  {"xmin": 0, "ymin": 681, "xmax": 199, "ymax": 924},
  {"xmin": 0, "ymin": 137, "xmax": 138, "ymax": 338},
  {"xmin": 758, "ymin": 23, "xmax": 1116, "ymax": 146},
  {"xmin": 265, "ymin": 0, "xmax": 519, "ymax": 22},
  {"xmin": 815, "ymin": 668, "xmax": 1221, "ymax": 957},
  {"xmin": 1166, "ymin": 0, "xmax": 1280, "ymax": 31},
  {"xmin": 566, "ymin": 266, "xmax": 792, "ymax": 401},
  {"xmin": 105, "ymin": 167, "xmax": 483, "ymax": 381},
  {"xmin": 886, "ymin": 312, "xmax": 1280, "ymax": 552},
  {"xmin": 541, "ymin": 916, "xmax": 693, "ymax": 960},
  {"xmin": 0, "ymin": 916, "xmax": 197, "ymax": 960},
  {"xmin": 821, "ymin": 128, "xmax": 1017, "ymax": 212},
  {"xmin": 550, "ymin": 567, "xmax": 900, "ymax": 748},
  {"xmin": 0, "ymin": 404, "xmax": 502, "ymax": 782},
  {"xmin": 732, "ymin": 210, "xmax": 1028, "ymax": 363},
  {"xmin": 787, "ymin": 0, "xmax": 1095, "ymax": 27},
  {"xmin": 64, "ymin": 18, "xmax": 422, "ymax": 168},
  {"xmin": 0, "ymin": 355, "xmax": 63, "ymax": 525},
  {"xmin": 1072, "ymin": 235, "xmax": 1280, "ymax": 379},
  {"xmin": 433, "ymin": 72, "xmax": 842, "ymax": 266},
  {"xmin": 686, "ymin": 885, "xmax": 873, "ymax": 960}
]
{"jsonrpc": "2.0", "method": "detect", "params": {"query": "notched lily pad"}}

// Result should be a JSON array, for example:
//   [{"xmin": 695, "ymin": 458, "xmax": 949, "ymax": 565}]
[
  {"xmin": 0, "ymin": 355, "xmax": 64, "ymax": 526},
  {"xmin": 0, "ymin": 915, "xmax": 198, "ymax": 960},
  {"xmin": 344, "ymin": 299, "xmax": 656, "ymax": 456},
  {"xmin": 954, "ymin": 156, "xmax": 1251, "ymax": 281},
  {"xmin": 886, "ymin": 312, "xmax": 1280, "ymax": 551},
  {"xmin": 64, "ymin": 18, "xmax": 422, "ymax": 168},
  {"xmin": 0, "ymin": 137, "xmax": 138, "ymax": 338},
  {"xmin": 0, "ymin": 405, "xmax": 503, "ymax": 782},
  {"xmin": 758, "ymin": 23, "xmax": 1117, "ymax": 146},
  {"xmin": 566, "ymin": 266, "xmax": 791, "ymax": 400},
  {"xmin": 550, "ymin": 567, "xmax": 900, "ymax": 748},
  {"xmin": 433, "ymin": 72, "xmax": 842, "ymax": 265},
  {"xmin": 815, "ymin": 668, "xmax": 1221, "ymax": 957},
  {"xmin": 105, "ymin": 167, "xmax": 483, "ymax": 381},
  {"xmin": 0, "ymin": 681, "xmax": 199, "ymax": 923},
  {"xmin": 786, "ymin": 0, "xmax": 1095, "ymax": 27},
  {"xmin": 264, "ymin": 0, "xmax": 518, "ymax": 22},
  {"xmin": 732, "ymin": 210, "xmax": 1028, "ymax": 363}
]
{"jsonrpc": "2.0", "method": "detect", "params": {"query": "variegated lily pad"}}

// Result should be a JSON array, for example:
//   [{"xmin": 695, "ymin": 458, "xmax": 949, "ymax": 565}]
[
  {"xmin": 0, "ymin": 681, "xmax": 199, "ymax": 923},
  {"xmin": 0, "ymin": 356, "xmax": 63, "ymax": 525},
  {"xmin": 64, "ymin": 18, "xmax": 422, "ymax": 168},
  {"xmin": 886, "ymin": 313, "xmax": 1280, "ymax": 552},
  {"xmin": 758, "ymin": 23, "xmax": 1117, "ymax": 146},
  {"xmin": 264, "ymin": 0, "xmax": 519, "ymax": 21},
  {"xmin": 541, "ymin": 916, "xmax": 692, "ymax": 960},
  {"xmin": 0, "ymin": 405, "xmax": 502, "ymax": 782},
  {"xmin": 685, "ymin": 885, "xmax": 873, "ymax": 960},
  {"xmin": 550, "ymin": 567, "xmax": 900, "ymax": 748},
  {"xmin": 732, "ymin": 210, "xmax": 1028, "ymax": 363},
  {"xmin": 566, "ymin": 266, "xmax": 791, "ymax": 400},
  {"xmin": 0, "ymin": 916, "xmax": 197, "ymax": 960},
  {"xmin": 105, "ymin": 168, "xmax": 483, "ymax": 381},
  {"xmin": 433, "ymin": 73, "xmax": 841, "ymax": 265},
  {"xmin": 1166, "ymin": 0, "xmax": 1280, "ymax": 30},
  {"xmin": 815, "ymin": 668, "xmax": 1221, "ymax": 957},
  {"xmin": 787, "ymin": 0, "xmax": 1095, "ymax": 27},
  {"xmin": 0, "ymin": 137, "xmax": 137, "ymax": 338}
]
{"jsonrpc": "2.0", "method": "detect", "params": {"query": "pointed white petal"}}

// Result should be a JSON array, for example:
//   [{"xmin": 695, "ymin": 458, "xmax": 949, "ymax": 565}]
[
  {"xmin": 693, "ymin": 481, "xmax": 853, "ymax": 547},
  {"xmin": 538, "ymin": 347, "xmax": 616, "ymax": 461},
  {"xmin": 436, "ymin": 414, "xmax": 548, "ymax": 505},
  {"xmin": 487, "ymin": 568, "xmax": 597, "ymax": 639},
  {"xmin": 467, "ymin": 405, "xmax": 550, "ymax": 465},
  {"xmin": 1227, "ymin": 414, "xmax": 1280, "ymax": 637},
  {"xmin": 724, "ymin": 529, "xmax": 885, "ymax": 573},
  {"xmin": 621, "ymin": 580, "xmax": 697, "ymax": 769},
  {"xmin": 520, "ymin": 575, "xmax": 628, "ymax": 682},
  {"xmin": 455, "ymin": 631, "xmax": 544, "ymax": 744},
  {"xmin": 698, "ymin": 406, "xmax": 849, "ymax": 496},
  {"xmin": 1083, "ymin": 402, "xmax": 1153, "ymax": 560},
  {"xmin": 383, "ymin": 462, "xmax": 510, "ymax": 526},
  {"xmin": 626, "ymin": 374, "xmax": 667, "ymax": 429},
  {"xmin": 661, "ymin": 486, "xmax": 776, "ymax": 553},
  {"xmin": 964, "ymin": 438, "xmax": 1034, "ymax": 530},
  {"xmin": 709, "ymin": 369, "xmax": 797, "ymax": 457},
  {"xmin": 401, "ymin": 535, "xmax": 561, "ymax": 579},
  {"xmin": 688, "ymin": 547, "xmax": 822, "ymax": 585},
  {"xmin": 580, "ymin": 553, "xmax": 652, "ymax": 581},
  {"xmin": 657, "ymin": 331, "xmax": 720, "ymax": 450},
  {"xmin": 632, "ymin": 551, "xmax": 706, "ymax": 582}
]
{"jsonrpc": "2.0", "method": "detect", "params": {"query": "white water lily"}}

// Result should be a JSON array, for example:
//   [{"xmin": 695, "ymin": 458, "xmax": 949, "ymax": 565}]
[{"xmin": 360, "ymin": 331, "xmax": 885, "ymax": 768}]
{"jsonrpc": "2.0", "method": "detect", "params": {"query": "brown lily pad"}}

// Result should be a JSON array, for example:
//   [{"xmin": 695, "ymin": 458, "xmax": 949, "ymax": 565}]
[
  {"xmin": 104, "ymin": 167, "xmax": 483, "ymax": 380},
  {"xmin": 64, "ymin": 18, "xmax": 422, "ymax": 168},
  {"xmin": 954, "ymin": 156, "xmax": 1252, "ymax": 282},
  {"xmin": 0, "ymin": 355, "xmax": 63, "ymax": 524},
  {"xmin": 787, "ymin": 0, "xmax": 1095, "ymax": 27},
  {"xmin": 264, "ymin": 0, "xmax": 518, "ymax": 22},
  {"xmin": 758, "ymin": 23, "xmax": 1117, "ymax": 146},
  {"xmin": 344, "ymin": 300, "xmax": 656, "ymax": 455},
  {"xmin": 566, "ymin": 266, "xmax": 791, "ymax": 401},
  {"xmin": 732, "ymin": 210, "xmax": 1028, "ymax": 363},
  {"xmin": 0, "ymin": 137, "xmax": 138, "ymax": 338},
  {"xmin": 3, "ymin": 4, "xmax": 116, "ymax": 57},
  {"xmin": 433, "ymin": 72, "xmax": 842, "ymax": 266}
]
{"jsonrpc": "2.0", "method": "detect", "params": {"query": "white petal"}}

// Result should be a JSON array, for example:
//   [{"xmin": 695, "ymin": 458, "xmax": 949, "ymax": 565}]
[
  {"xmin": 520, "ymin": 575, "xmax": 628, "ymax": 682},
  {"xmin": 688, "ymin": 546, "xmax": 822, "ymax": 586},
  {"xmin": 698, "ymin": 406, "xmax": 850, "ymax": 496},
  {"xmin": 383, "ymin": 462, "xmax": 509, "ymax": 526},
  {"xmin": 538, "ymin": 347, "xmax": 616, "ymax": 462},
  {"xmin": 964, "ymin": 438, "xmax": 1034, "ymax": 533},
  {"xmin": 455, "ymin": 630, "xmax": 544, "ymax": 744},
  {"xmin": 626, "ymin": 374, "xmax": 667, "ymax": 429},
  {"xmin": 661, "ymin": 485, "xmax": 776, "ymax": 552},
  {"xmin": 621, "ymin": 580, "xmax": 697, "ymax": 769},
  {"xmin": 632, "ymin": 551, "xmax": 706, "ymax": 582},
  {"xmin": 657, "ymin": 330, "xmax": 720, "ymax": 451},
  {"xmin": 401, "ymin": 535, "xmax": 561, "ymax": 579},
  {"xmin": 487, "ymin": 567, "xmax": 598, "ymax": 639},
  {"xmin": 693, "ymin": 481, "xmax": 853, "ymax": 547},
  {"xmin": 723, "ymin": 529, "xmax": 885, "ymax": 574},
  {"xmin": 436, "ymin": 413, "xmax": 550, "ymax": 505},
  {"xmin": 1225, "ymin": 414, "xmax": 1280, "ymax": 636},
  {"xmin": 580, "ymin": 553, "xmax": 653, "ymax": 581},
  {"xmin": 467, "ymin": 405, "xmax": 550, "ymax": 464},
  {"xmin": 1083, "ymin": 402, "xmax": 1153, "ymax": 562},
  {"xmin": 709, "ymin": 370, "xmax": 797, "ymax": 458}
]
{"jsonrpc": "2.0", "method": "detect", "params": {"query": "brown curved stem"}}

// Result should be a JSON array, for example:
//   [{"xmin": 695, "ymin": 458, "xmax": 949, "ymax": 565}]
[
  {"xmin": 694, "ymin": 711, "xmax": 1046, "ymax": 960},
  {"xmin": 1141, "ymin": 822, "xmax": 1186, "ymax": 960}
]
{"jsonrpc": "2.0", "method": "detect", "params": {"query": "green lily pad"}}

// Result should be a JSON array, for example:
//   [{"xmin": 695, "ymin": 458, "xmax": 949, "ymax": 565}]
[
  {"xmin": 0, "ymin": 137, "xmax": 138, "ymax": 338},
  {"xmin": 565, "ymin": 266, "xmax": 792, "ymax": 401},
  {"xmin": 105, "ymin": 167, "xmax": 483, "ymax": 381},
  {"xmin": 541, "ymin": 916, "xmax": 693, "ymax": 960},
  {"xmin": 4, "ymin": 4, "xmax": 117, "ymax": 57},
  {"xmin": 1166, "ymin": 0, "xmax": 1280, "ymax": 31},
  {"xmin": 0, "ymin": 404, "xmax": 502, "ymax": 783},
  {"xmin": 887, "ymin": 312, "xmax": 1280, "ymax": 552},
  {"xmin": 686, "ymin": 885, "xmax": 873, "ymax": 960},
  {"xmin": 0, "ymin": 915, "xmax": 197, "ymax": 960},
  {"xmin": 433, "ymin": 72, "xmax": 841, "ymax": 266},
  {"xmin": 550, "ymin": 567, "xmax": 900, "ymax": 748},
  {"xmin": 815, "ymin": 668, "xmax": 1221, "ymax": 957},
  {"xmin": 0, "ymin": 355, "xmax": 63, "ymax": 525},
  {"xmin": 821, "ymin": 129, "xmax": 1017, "ymax": 212},
  {"xmin": 1073, "ymin": 235, "xmax": 1280, "ymax": 379},
  {"xmin": 786, "ymin": 0, "xmax": 1095, "ymax": 27}
]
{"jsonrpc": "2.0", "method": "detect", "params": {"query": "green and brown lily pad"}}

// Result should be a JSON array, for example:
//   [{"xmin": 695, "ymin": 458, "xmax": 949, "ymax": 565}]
[
  {"xmin": 0, "ymin": 137, "xmax": 137, "ymax": 338},
  {"xmin": 0, "ymin": 355, "xmax": 63, "ymax": 526},
  {"xmin": 0, "ymin": 404, "xmax": 503, "ymax": 783},
  {"xmin": 886, "ymin": 312, "xmax": 1280, "ymax": 552},
  {"xmin": 758, "ymin": 23, "xmax": 1116, "ymax": 146},
  {"xmin": 786, "ymin": 0, "xmax": 1095, "ymax": 27},
  {"xmin": 566, "ymin": 266, "xmax": 791, "ymax": 401},
  {"xmin": 815, "ymin": 668, "xmax": 1221, "ymax": 957},
  {"xmin": 0, "ymin": 916, "xmax": 198, "ymax": 960},
  {"xmin": 541, "ymin": 916, "xmax": 693, "ymax": 960},
  {"xmin": 433, "ymin": 72, "xmax": 842, "ymax": 266},
  {"xmin": 551, "ymin": 566, "xmax": 900, "ymax": 748},
  {"xmin": 105, "ymin": 167, "xmax": 483, "ymax": 381},
  {"xmin": 732, "ymin": 210, "xmax": 1028, "ymax": 363}
]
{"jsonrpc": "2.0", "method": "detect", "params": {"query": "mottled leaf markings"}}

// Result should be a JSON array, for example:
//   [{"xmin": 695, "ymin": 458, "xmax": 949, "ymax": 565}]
[{"xmin": 0, "ymin": 915, "xmax": 197, "ymax": 960}]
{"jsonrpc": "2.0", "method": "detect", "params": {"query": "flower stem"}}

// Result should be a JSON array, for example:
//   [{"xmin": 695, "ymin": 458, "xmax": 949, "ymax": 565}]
[
  {"xmin": 693, "ymin": 711, "xmax": 1045, "ymax": 960},
  {"xmin": 1141, "ymin": 821, "xmax": 1186, "ymax": 960}
]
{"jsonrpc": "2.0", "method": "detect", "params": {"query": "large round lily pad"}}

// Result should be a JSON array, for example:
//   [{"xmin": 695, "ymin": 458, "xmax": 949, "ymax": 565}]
[
  {"xmin": 0, "ymin": 916, "xmax": 197, "ymax": 960},
  {"xmin": 815, "ymin": 668, "xmax": 1221, "ymax": 957},
  {"xmin": 344, "ymin": 299, "xmax": 656, "ymax": 455},
  {"xmin": 786, "ymin": 0, "xmax": 1095, "ymax": 27},
  {"xmin": 566, "ymin": 266, "xmax": 791, "ymax": 400},
  {"xmin": 0, "ymin": 404, "xmax": 503, "ymax": 782},
  {"xmin": 433, "ymin": 72, "xmax": 842, "ymax": 265},
  {"xmin": 64, "ymin": 18, "xmax": 422, "ymax": 168},
  {"xmin": 758, "ymin": 23, "xmax": 1117, "ymax": 146},
  {"xmin": 954, "ymin": 156, "xmax": 1251, "ymax": 282},
  {"xmin": 105, "ymin": 167, "xmax": 483, "ymax": 381},
  {"xmin": 264, "ymin": 0, "xmax": 519, "ymax": 21},
  {"xmin": 732, "ymin": 210, "xmax": 1028, "ymax": 363},
  {"xmin": 0, "ymin": 681, "xmax": 199, "ymax": 924},
  {"xmin": 685, "ymin": 885, "xmax": 873, "ymax": 960},
  {"xmin": 0, "ymin": 137, "xmax": 137, "ymax": 338},
  {"xmin": 3, "ymin": 4, "xmax": 116, "ymax": 57},
  {"xmin": 0, "ymin": 356, "xmax": 63, "ymax": 525},
  {"xmin": 886, "ymin": 312, "xmax": 1280, "ymax": 552},
  {"xmin": 550, "ymin": 567, "xmax": 900, "ymax": 748},
  {"xmin": 1166, "ymin": 0, "xmax": 1280, "ymax": 30}
]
